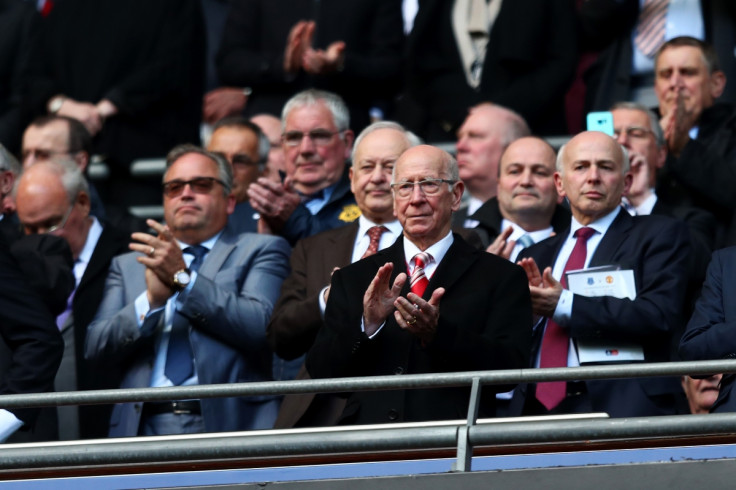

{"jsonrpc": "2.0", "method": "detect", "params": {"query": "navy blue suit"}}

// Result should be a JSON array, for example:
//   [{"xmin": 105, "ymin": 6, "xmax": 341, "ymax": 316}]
[
  {"xmin": 680, "ymin": 247, "xmax": 736, "ymax": 413},
  {"xmin": 513, "ymin": 210, "xmax": 690, "ymax": 417}
]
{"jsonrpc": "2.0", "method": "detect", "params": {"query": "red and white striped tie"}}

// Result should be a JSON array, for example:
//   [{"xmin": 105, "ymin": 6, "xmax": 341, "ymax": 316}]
[
  {"xmin": 635, "ymin": 0, "xmax": 670, "ymax": 58},
  {"xmin": 409, "ymin": 252, "xmax": 431, "ymax": 297}
]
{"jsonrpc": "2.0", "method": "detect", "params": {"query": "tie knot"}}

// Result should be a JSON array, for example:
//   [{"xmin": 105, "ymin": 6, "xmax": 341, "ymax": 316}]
[
  {"xmin": 367, "ymin": 225, "xmax": 387, "ymax": 241},
  {"xmin": 184, "ymin": 245, "xmax": 208, "ymax": 260},
  {"xmin": 574, "ymin": 227, "xmax": 595, "ymax": 242},
  {"xmin": 517, "ymin": 233, "xmax": 534, "ymax": 249},
  {"xmin": 412, "ymin": 252, "xmax": 431, "ymax": 269}
]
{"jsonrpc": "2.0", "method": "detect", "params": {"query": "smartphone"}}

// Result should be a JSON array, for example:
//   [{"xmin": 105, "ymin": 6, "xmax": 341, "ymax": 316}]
[
  {"xmin": 278, "ymin": 169, "xmax": 287, "ymax": 183},
  {"xmin": 586, "ymin": 111, "xmax": 615, "ymax": 136}
]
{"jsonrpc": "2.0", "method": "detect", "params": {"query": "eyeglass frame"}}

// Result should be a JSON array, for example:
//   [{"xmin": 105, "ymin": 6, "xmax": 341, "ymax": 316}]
[
  {"xmin": 390, "ymin": 178, "xmax": 457, "ymax": 198},
  {"xmin": 281, "ymin": 129, "xmax": 344, "ymax": 147},
  {"xmin": 162, "ymin": 177, "xmax": 227, "ymax": 198},
  {"xmin": 21, "ymin": 202, "xmax": 75, "ymax": 235}
]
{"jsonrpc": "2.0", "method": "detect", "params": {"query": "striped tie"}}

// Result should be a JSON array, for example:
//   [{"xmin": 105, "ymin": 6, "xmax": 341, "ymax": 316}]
[
  {"xmin": 635, "ymin": 0, "xmax": 670, "ymax": 58},
  {"xmin": 409, "ymin": 252, "xmax": 431, "ymax": 297}
]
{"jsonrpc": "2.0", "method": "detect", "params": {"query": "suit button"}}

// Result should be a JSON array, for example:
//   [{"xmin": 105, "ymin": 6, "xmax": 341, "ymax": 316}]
[
  {"xmin": 394, "ymin": 366, "xmax": 404, "ymax": 375},
  {"xmin": 387, "ymin": 409, "xmax": 399, "ymax": 421}
]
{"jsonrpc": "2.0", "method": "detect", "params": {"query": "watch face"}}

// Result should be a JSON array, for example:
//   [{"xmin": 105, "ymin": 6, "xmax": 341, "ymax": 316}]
[{"xmin": 174, "ymin": 270, "xmax": 191, "ymax": 288}]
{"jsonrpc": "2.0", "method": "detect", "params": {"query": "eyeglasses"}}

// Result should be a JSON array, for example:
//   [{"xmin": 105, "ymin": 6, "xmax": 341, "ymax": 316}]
[
  {"xmin": 390, "ymin": 178, "xmax": 456, "ymax": 198},
  {"xmin": 162, "ymin": 177, "xmax": 226, "ymax": 197},
  {"xmin": 212, "ymin": 152, "xmax": 258, "ymax": 167},
  {"xmin": 22, "ymin": 204, "xmax": 74, "ymax": 235},
  {"xmin": 613, "ymin": 126, "xmax": 653, "ymax": 140},
  {"xmin": 282, "ymin": 129, "xmax": 342, "ymax": 147}
]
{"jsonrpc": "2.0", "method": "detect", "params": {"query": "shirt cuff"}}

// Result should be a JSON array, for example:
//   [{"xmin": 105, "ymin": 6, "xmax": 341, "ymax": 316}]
[
  {"xmin": 318, "ymin": 285, "xmax": 329, "ymax": 318},
  {"xmin": 0, "ymin": 410, "xmax": 23, "ymax": 443},
  {"xmin": 552, "ymin": 289, "xmax": 574, "ymax": 325},
  {"xmin": 361, "ymin": 316, "xmax": 385, "ymax": 339},
  {"xmin": 134, "ymin": 291, "xmax": 164, "ymax": 331}
]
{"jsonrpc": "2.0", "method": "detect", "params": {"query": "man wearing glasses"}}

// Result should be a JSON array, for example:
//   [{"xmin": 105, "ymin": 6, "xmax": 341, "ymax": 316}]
[
  {"xmin": 306, "ymin": 145, "xmax": 532, "ymax": 424},
  {"xmin": 612, "ymin": 101, "xmax": 716, "ymax": 358},
  {"xmin": 207, "ymin": 117, "xmax": 269, "ymax": 233},
  {"xmin": 86, "ymin": 145, "xmax": 290, "ymax": 437},
  {"xmin": 15, "ymin": 159, "xmax": 129, "ymax": 440},
  {"xmin": 247, "ymin": 89, "xmax": 358, "ymax": 245}
]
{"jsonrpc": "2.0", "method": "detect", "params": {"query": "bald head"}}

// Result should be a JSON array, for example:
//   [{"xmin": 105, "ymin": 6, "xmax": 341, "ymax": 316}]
[
  {"xmin": 497, "ymin": 137, "xmax": 559, "ymax": 231},
  {"xmin": 455, "ymin": 103, "xmax": 530, "ymax": 201},
  {"xmin": 16, "ymin": 161, "xmax": 92, "ymax": 259},
  {"xmin": 555, "ymin": 132, "xmax": 631, "ymax": 225}
]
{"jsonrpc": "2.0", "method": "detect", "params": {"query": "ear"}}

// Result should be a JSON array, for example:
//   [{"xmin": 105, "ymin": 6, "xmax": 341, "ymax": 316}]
[
  {"xmin": 0, "ymin": 170, "xmax": 14, "ymax": 196},
  {"xmin": 226, "ymin": 193, "xmax": 236, "ymax": 215},
  {"xmin": 77, "ymin": 191, "xmax": 91, "ymax": 215},
  {"xmin": 74, "ymin": 151, "xmax": 89, "ymax": 173},
  {"xmin": 450, "ymin": 180, "xmax": 464, "ymax": 212},
  {"xmin": 342, "ymin": 129, "xmax": 355, "ymax": 159},
  {"xmin": 710, "ymin": 70, "xmax": 727, "ymax": 100},
  {"xmin": 349, "ymin": 166, "xmax": 355, "ymax": 194},
  {"xmin": 622, "ymin": 171, "xmax": 634, "ymax": 196},
  {"xmin": 553, "ymin": 171, "xmax": 566, "ymax": 199}
]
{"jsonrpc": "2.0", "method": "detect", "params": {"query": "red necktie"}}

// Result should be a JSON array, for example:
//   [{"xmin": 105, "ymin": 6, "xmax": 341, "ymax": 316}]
[
  {"xmin": 361, "ymin": 226, "xmax": 387, "ymax": 259},
  {"xmin": 409, "ymin": 252, "xmax": 431, "ymax": 297},
  {"xmin": 536, "ymin": 227, "xmax": 596, "ymax": 410},
  {"xmin": 635, "ymin": 0, "xmax": 670, "ymax": 58}
]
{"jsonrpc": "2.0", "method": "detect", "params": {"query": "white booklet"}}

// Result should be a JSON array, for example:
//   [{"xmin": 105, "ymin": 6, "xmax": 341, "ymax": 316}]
[{"xmin": 566, "ymin": 267, "xmax": 644, "ymax": 364}]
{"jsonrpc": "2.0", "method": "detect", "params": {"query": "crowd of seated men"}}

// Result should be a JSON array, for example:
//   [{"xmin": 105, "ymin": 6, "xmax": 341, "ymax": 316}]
[{"xmin": 1, "ymin": 0, "xmax": 735, "ymax": 442}]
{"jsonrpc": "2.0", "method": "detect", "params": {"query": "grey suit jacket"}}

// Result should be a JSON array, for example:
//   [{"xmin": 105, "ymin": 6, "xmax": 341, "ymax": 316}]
[{"xmin": 85, "ymin": 227, "xmax": 291, "ymax": 437}]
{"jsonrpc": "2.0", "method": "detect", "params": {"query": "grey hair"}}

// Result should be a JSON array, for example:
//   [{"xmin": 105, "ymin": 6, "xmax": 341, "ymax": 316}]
[
  {"xmin": 556, "ymin": 138, "xmax": 630, "ymax": 174},
  {"xmin": 0, "ymin": 143, "xmax": 20, "ymax": 174},
  {"xmin": 610, "ymin": 101, "xmax": 665, "ymax": 146},
  {"xmin": 281, "ymin": 89, "xmax": 350, "ymax": 132},
  {"xmin": 350, "ymin": 120, "xmax": 423, "ymax": 161},
  {"xmin": 164, "ymin": 144, "xmax": 233, "ymax": 195}
]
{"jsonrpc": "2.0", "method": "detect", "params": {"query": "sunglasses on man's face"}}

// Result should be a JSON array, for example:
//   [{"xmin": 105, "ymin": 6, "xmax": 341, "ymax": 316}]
[{"xmin": 162, "ymin": 177, "xmax": 226, "ymax": 198}]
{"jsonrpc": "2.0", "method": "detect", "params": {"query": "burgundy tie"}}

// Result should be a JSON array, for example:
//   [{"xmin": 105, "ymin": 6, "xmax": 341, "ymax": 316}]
[
  {"xmin": 361, "ymin": 226, "xmax": 387, "ymax": 259},
  {"xmin": 635, "ymin": 0, "xmax": 670, "ymax": 58},
  {"xmin": 409, "ymin": 252, "xmax": 431, "ymax": 297},
  {"xmin": 536, "ymin": 227, "xmax": 596, "ymax": 410}
]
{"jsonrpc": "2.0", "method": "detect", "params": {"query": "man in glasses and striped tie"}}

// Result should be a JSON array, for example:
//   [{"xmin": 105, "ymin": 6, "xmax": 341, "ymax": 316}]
[{"xmin": 307, "ymin": 144, "xmax": 532, "ymax": 425}]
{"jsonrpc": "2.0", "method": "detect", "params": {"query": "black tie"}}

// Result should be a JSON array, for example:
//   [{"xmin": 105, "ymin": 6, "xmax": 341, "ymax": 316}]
[{"xmin": 165, "ymin": 245, "xmax": 207, "ymax": 385}]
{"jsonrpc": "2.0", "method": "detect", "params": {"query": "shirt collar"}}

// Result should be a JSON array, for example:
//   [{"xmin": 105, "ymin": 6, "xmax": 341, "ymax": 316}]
[
  {"xmin": 569, "ymin": 205, "xmax": 621, "ymax": 238},
  {"xmin": 176, "ymin": 229, "xmax": 222, "ymax": 253},
  {"xmin": 78, "ymin": 216, "xmax": 103, "ymax": 266},
  {"xmin": 403, "ymin": 230, "xmax": 454, "ymax": 267},
  {"xmin": 357, "ymin": 215, "xmax": 402, "ymax": 238}
]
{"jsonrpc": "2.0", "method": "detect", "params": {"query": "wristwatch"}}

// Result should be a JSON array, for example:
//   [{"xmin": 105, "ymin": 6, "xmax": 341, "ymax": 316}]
[
  {"xmin": 48, "ymin": 95, "xmax": 66, "ymax": 114},
  {"xmin": 173, "ymin": 269, "xmax": 192, "ymax": 290}
]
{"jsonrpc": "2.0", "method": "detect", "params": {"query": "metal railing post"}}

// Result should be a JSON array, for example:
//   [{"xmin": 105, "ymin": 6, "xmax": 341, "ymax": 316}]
[{"xmin": 452, "ymin": 376, "xmax": 481, "ymax": 472}]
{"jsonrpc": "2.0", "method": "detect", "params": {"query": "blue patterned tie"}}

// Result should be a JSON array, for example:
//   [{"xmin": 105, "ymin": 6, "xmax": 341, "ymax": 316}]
[{"xmin": 165, "ymin": 245, "xmax": 208, "ymax": 385}]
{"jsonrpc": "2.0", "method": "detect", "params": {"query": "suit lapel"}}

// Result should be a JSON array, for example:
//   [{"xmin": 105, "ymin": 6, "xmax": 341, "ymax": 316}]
[
  {"xmin": 425, "ymin": 235, "xmax": 477, "ymax": 299},
  {"xmin": 328, "ymin": 222, "xmax": 359, "ymax": 267},
  {"xmin": 76, "ymin": 226, "xmax": 126, "ymax": 295},
  {"xmin": 199, "ymin": 228, "xmax": 238, "ymax": 277},
  {"xmin": 589, "ymin": 211, "xmax": 633, "ymax": 267}
]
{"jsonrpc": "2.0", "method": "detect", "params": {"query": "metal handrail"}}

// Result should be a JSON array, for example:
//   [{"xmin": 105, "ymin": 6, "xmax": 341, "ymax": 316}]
[{"xmin": 0, "ymin": 359, "xmax": 733, "ymax": 410}]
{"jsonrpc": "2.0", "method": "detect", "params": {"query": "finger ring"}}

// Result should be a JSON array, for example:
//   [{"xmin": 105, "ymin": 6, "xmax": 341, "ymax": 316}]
[
  {"xmin": 413, "ymin": 303, "xmax": 420, "ymax": 310},
  {"xmin": 148, "ymin": 246, "xmax": 155, "ymax": 256},
  {"xmin": 406, "ymin": 316, "xmax": 417, "ymax": 326}
]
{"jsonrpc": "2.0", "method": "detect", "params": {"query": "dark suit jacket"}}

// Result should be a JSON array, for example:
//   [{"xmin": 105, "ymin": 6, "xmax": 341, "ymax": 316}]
[
  {"xmin": 306, "ymin": 233, "xmax": 533, "ymax": 425},
  {"xmin": 269, "ymin": 222, "xmax": 359, "ymax": 428},
  {"xmin": 515, "ymin": 210, "xmax": 690, "ymax": 417},
  {"xmin": 216, "ymin": 0, "xmax": 403, "ymax": 133},
  {"xmin": 281, "ymin": 168, "xmax": 358, "ymax": 246},
  {"xmin": 0, "ymin": 232, "xmax": 62, "ymax": 428},
  {"xmin": 656, "ymin": 103, "xmax": 736, "ymax": 247},
  {"xmin": 401, "ymin": 0, "xmax": 577, "ymax": 139},
  {"xmin": 679, "ymin": 246, "xmax": 736, "ymax": 413},
  {"xmin": 71, "ymin": 224, "xmax": 130, "ymax": 438},
  {"xmin": 466, "ymin": 197, "xmax": 571, "ymax": 248}
]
